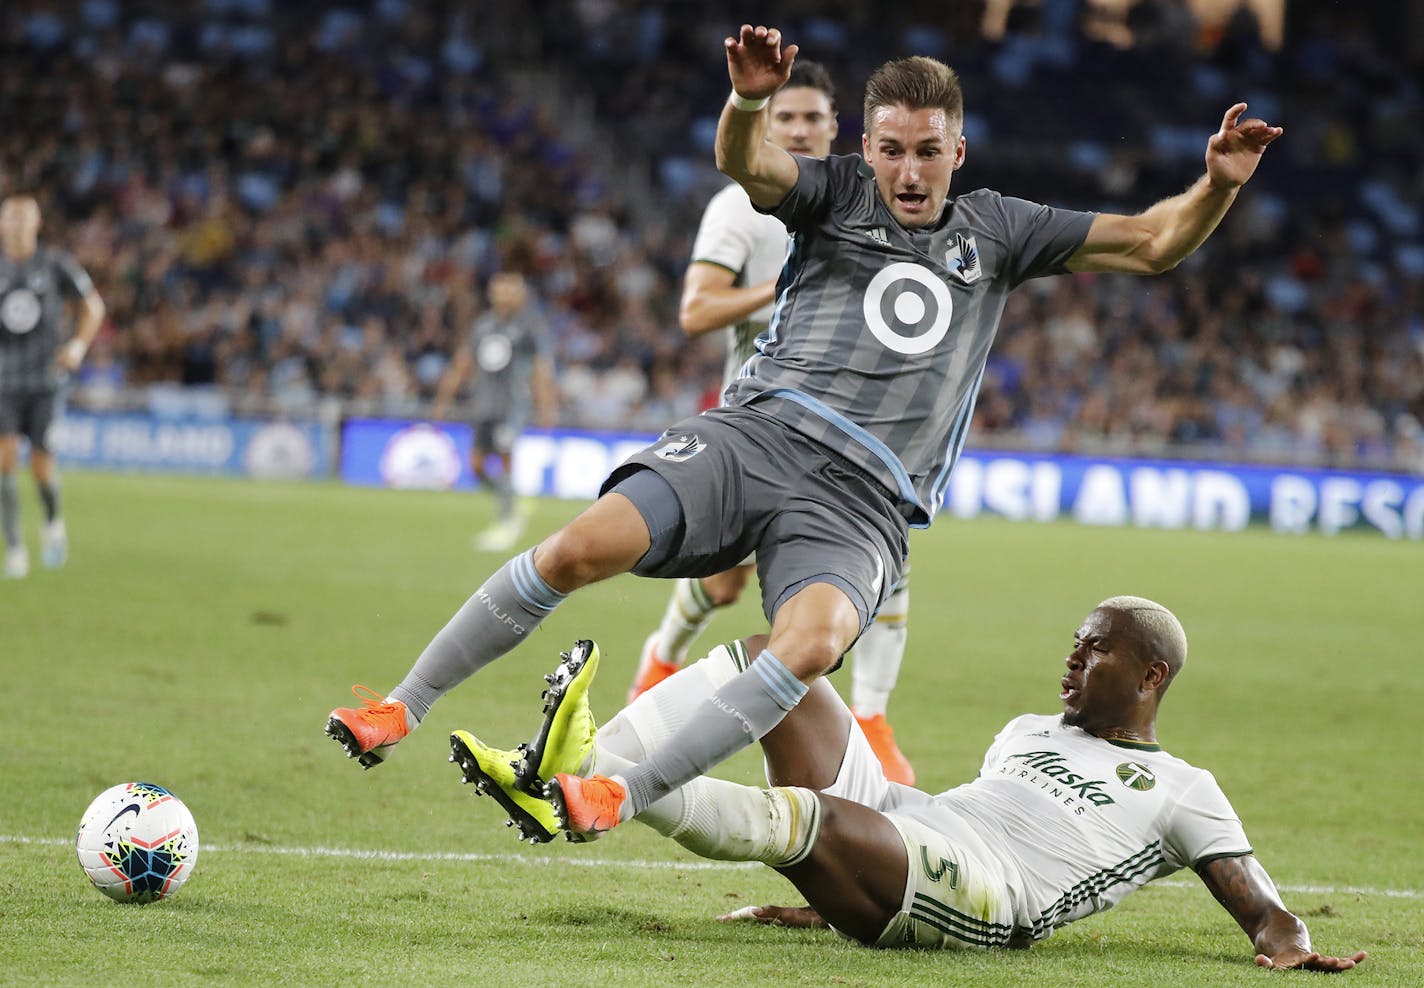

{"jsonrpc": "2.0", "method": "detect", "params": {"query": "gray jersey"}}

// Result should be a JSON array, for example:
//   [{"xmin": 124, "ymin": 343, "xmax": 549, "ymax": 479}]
[
  {"xmin": 466, "ymin": 308, "xmax": 548, "ymax": 421},
  {"xmin": 723, "ymin": 154, "xmax": 1094, "ymax": 527},
  {"xmin": 0, "ymin": 246, "xmax": 94, "ymax": 392}
]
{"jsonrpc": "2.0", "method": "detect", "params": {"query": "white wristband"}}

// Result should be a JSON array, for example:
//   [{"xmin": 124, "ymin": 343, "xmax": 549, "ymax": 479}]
[
  {"xmin": 729, "ymin": 91, "xmax": 770, "ymax": 112},
  {"xmin": 64, "ymin": 338, "xmax": 88, "ymax": 362}
]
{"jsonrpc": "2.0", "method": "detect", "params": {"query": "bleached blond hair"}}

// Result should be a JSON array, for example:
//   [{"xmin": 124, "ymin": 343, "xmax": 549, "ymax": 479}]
[{"xmin": 1098, "ymin": 595, "xmax": 1187, "ymax": 692}]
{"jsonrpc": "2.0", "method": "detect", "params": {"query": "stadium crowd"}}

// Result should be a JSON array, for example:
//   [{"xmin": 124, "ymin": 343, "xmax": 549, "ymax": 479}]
[{"xmin": 2, "ymin": 0, "xmax": 1421, "ymax": 471}]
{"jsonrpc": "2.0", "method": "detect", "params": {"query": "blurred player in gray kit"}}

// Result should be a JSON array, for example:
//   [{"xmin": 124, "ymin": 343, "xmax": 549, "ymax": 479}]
[
  {"xmin": 434, "ymin": 269, "xmax": 557, "ymax": 552},
  {"xmin": 0, "ymin": 196, "xmax": 105, "ymax": 578}
]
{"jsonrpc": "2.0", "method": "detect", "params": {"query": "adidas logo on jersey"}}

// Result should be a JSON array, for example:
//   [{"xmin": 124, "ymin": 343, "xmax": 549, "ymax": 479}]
[{"xmin": 865, "ymin": 227, "xmax": 890, "ymax": 247}]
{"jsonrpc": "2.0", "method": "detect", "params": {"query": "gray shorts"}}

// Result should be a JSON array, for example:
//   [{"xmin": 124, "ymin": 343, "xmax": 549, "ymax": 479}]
[
  {"xmin": 471, "ymin": 414, "xmax": 525, "ymax": 457},
  {"xmin": 601, "ymin": 406, "xmax": 908, "ymax": 633},
  {"xmin": 0, "ymin": 389, "xmax": 58, "ymax": 450}
]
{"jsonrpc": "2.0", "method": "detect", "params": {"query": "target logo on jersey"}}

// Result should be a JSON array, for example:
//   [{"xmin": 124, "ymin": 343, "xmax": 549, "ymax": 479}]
[
  {"xmin": 1, "ymin": 288, "xmax": 42, "ymax": 334},
  {"xmin": 862, "ymin": 262, "xmax": 955, "ymax": 355},
  {"xmin": 477, "ymin": 334, "xmax": 513, "ymax": 373}
]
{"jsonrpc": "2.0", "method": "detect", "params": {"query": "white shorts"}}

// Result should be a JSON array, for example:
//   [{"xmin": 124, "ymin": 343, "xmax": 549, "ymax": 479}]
[
  {"xmin": 805, "ymin": 717, "xmax": 1017, "ymax": 950},
  {"xmin": 876, "ymin": 812, "xmax": 1017, "ymax": 949}
]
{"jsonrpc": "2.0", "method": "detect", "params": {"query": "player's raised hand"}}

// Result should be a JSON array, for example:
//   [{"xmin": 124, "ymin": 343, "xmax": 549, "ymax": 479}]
[
  {"xmin": 1255, "ymin": 947, "xmax": 1367, "ymax": 972},
  {"xmin": 1205, "ymin": 103, "xmax": 1282, "ymax": 189},
  {"xmin": 724, "ymin": 24, "xmax": 798, "ymax": 100}
]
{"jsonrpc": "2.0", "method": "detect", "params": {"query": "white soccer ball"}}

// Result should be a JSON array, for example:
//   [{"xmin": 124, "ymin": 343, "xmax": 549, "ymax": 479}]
[{"xmin": 75, "ymin": 783, "xmax": 200, "ymax": 903}]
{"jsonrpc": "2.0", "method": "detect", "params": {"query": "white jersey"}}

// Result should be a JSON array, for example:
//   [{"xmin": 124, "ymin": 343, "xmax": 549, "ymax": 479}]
[
  {"xmin": 889, "ymin": 714, "xmax": 1251, "ymax": 945},
  {"xmin": 688, "ymin": 182, "xmax": 790, "ymax": 389}
]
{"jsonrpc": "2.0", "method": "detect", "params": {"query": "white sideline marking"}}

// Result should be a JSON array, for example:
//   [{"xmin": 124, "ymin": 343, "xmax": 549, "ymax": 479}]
[{"xmin": 8, "ymin": 834, "xmax": 1419, "ymax": 897}]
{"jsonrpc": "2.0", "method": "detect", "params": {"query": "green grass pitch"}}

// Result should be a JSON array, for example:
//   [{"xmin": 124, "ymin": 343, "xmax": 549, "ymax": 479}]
[{"xmin": 2, "ymin": 471, "xmax": 1420, "ymax": 986}]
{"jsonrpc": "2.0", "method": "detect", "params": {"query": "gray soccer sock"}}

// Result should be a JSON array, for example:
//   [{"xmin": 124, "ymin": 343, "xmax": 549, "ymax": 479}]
[
  {"xmin": 0, "ymin": 473, "xmax": 19, "ymax": 548},
  {"xmin": 388, "ymin": 548, "xmax": 565, "ymax": 722},
  {"xmin": 38, "ymin": 479, "xmax": 61, "ymax": 523},
  {"xmin": 619, "ymin": 649, "xmax": 808, "ymax": 818}
]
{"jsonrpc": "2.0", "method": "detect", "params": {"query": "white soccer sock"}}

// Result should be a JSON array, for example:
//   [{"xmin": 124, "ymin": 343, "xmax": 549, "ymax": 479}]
[
  {"xmin": 598, "ymin": 640, "xmax": 746, "ymax": 762},
  {"xmin": 851, "ymin": 583, "xmax": 909, "ymax": 718},
  {"xmin": 598, "ymin": 733, "xmax": 821, "ymax": 869},
  {"xmin": 654, "ymin": 578, "xmax": 720, "ymax": 666}
]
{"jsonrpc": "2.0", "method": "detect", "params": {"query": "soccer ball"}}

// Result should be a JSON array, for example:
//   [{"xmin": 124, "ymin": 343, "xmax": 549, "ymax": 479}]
[{"xmin": 75, "ymin": 782, "xmax": 200, "ymax": 903}]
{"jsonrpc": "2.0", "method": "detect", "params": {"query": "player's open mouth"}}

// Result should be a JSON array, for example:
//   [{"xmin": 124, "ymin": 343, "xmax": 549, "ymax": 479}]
[
  {"xmin": 896, "ymin": 193, "xmax": 928, "ymax": 208},
  {"xmin": 1060, "ymin": 678, "xmax": 1080, "ymax": 703}
]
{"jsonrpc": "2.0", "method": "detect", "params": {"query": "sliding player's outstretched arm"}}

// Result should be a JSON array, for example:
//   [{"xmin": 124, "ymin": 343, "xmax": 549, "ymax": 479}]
[
  {"xmin": 1198, "ymin": 853, "xmax": 1366, "ymax": 971},
  {"xmin": 716, "ymin": 24, "xmax": 801, "ymax": 209}
]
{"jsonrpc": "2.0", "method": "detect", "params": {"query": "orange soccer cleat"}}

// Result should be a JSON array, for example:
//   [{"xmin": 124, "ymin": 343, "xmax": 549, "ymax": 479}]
[
  {"xmin": 545, "ymin": 773, "xmax": 627, "ymax": 836},
  {"xmin": 626, "ymin": 633, "xmax": 680, "ymax": 704},
  {"xmin": 325, "ymin": 685, "xmax": 410, "ymax": 769},
  {"xmin": 856, "ymin": 712, "xmax": 916, "ymax": 786}
]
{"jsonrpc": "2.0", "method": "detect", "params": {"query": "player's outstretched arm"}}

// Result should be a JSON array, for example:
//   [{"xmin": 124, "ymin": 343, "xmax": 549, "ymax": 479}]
[
  {"xmin": 1067, "ymin": 104, "xmax": 1282, "ymax": 276},
  {"xmin": 717, "ymin": 904, "xmax": 829, "ymax": 929},
  {"xmin": 1198, "ymin": 854, "xmax": 1366, "ymax": 972},
  {"xmin": 716, "ymin": 25, "xmax": 801, "ymax": 210}
]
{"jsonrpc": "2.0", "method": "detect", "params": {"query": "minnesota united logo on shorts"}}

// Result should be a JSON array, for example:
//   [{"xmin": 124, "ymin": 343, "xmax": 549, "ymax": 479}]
[
  {"xmin": 945, "ymin": 233, "xmax": 981, "ymax": 285},
  {"xmin": 654, "ymin": 433, "xmax": 703, "ymax": 463}
]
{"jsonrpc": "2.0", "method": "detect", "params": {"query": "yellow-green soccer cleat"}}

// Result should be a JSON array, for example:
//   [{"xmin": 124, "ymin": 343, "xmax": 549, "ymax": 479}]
[
  {"xmin": 449, "ymin": 730, "xmax": 560, "ymax": 844},
  {"xmin": 512, "ymin": 640, "xmax": 601, "ymax": 795}
]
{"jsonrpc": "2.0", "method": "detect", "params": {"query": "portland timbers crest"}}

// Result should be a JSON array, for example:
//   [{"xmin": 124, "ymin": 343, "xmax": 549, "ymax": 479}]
[{"xmin": 1116, "ymin": 762, "xmax": 1157, "ymax": 791}]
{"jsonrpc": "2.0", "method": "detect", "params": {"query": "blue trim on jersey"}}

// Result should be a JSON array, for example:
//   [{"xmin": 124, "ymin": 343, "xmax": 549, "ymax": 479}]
[
  {"xmin": 928, "ymin": 364, "xmax": 987, "ymax": 519},
  {"xmin": 761, "ymin": 233, "xmax": 805, "ymax": 350},
  {"xmin": 759, "ymin": 387, "xmax": 925, "ymax": 514}
]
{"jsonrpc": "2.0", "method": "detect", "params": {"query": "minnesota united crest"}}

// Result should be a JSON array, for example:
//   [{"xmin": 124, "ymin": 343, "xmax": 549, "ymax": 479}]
[
  {"xmin": 654, "ymin": 433, "xmax": 704, "ymax": 463},
  {"xmin": 945, "ymin": 233, "xmax": 982, "ymax": 285}
]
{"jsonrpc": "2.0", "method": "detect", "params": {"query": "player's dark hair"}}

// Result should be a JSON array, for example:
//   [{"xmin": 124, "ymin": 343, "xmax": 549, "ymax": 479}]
[
  {"xmin": 863, "ymin": 56, "xmax": 963, "ymax": 133},
  {"xmin": 784, "ymin": 59, "xmax": 837, "ymax": 112}
]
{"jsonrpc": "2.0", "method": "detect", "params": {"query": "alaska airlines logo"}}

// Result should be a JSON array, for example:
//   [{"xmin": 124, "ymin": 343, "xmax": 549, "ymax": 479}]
[
  {"xmin": 1006, "ymin": 750, "xmax": 1116, "ymax": 808},
  {"xmin": 654, "ymin": 433, "xmax": 703, "ymax": 463},
  {"xmin": 1116, "ymin": 762, "xmax": 1157, "ymax": 791},
  {"xmin": 945, "ymin": 233, "xmax": 981, "ymax": 284}
]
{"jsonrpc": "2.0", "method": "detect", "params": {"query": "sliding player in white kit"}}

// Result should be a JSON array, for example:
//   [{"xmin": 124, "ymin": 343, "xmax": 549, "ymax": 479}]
[
  {"xmin": 459, "ymin": 596, "xmax": 1365, "ymax": 970},
  {"xmin": 630, "ymin": 60, "xmax": 916, "ymax": 784}
]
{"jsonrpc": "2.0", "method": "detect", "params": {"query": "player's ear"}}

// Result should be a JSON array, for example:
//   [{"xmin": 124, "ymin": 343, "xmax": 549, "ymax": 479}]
[
  {"xmin": 953, "ymin": 134, "xmax": 967, "ymax": 171},
  {"xmin": 861, "ymin": 132, "xmax": 871, "ymax": 159},
  {"xmin": 1142, "ymin": 660, "xmax": 1170, "ymax": 693}
]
